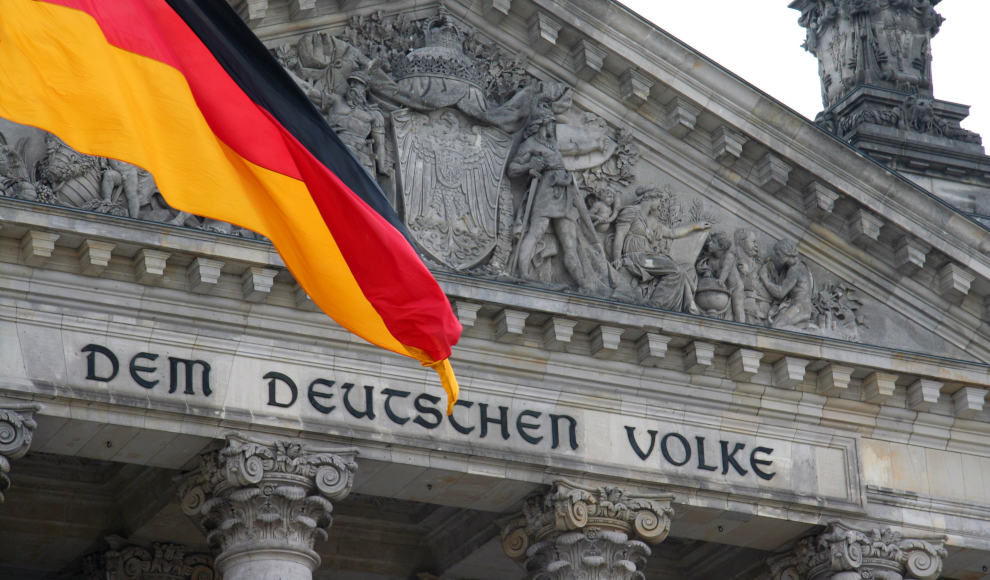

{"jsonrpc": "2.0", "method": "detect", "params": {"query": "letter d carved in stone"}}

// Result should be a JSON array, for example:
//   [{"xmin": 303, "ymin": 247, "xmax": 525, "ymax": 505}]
[
  {"xmin": 498, "ymin": 480, "xmax": 674, "ymax": 580},
  {"xmin": 180, "ymin": 432, "xmax": 358, "ymax": 580}
]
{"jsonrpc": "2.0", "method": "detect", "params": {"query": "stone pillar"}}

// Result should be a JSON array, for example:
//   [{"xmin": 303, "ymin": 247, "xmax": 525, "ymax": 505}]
[
  {"xmin": 76, "ymin": 537, "xmax": 218, "ymax": 580},
  {"xmin": 499, "ymin": 480, "xmax": 674, "ymax": 580},
  {"xmin": 0, "ymin": 402, "xmax": 42, "ymax": 503},
  {"xmin": 768, "ymin": 521, "xmax": 947, "ymax": 580},
  {"xmin": 177, "ymin": 433, "xmax": 358, "ymax": 580}
]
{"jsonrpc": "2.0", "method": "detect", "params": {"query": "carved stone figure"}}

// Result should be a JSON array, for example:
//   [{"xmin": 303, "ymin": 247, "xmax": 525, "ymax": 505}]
[
  {"xmin": 760, "ymin": 239, "xmax": 815, "ymax": 330},
  {"xmin": 394, "ymin": 108, "xmax": 512, "ymax": 269},
  {"xmin": 735, "ymin": 228, "xmax": 774, "ymax": 326},
  {"xmin": 499, "ymin": 480, "xmax": 674, "ymax": 580},
  {"xmin": 696, "ymin": 231, "xmax": 745, "ymax": 322},
  {"xmin": 508, "ymin": 107, "xmax": 605, "ymax": 293},
  {"xmin": 325, "ymin": 66, "xmax": 390, "ymax": 177},
  {"xmin": 768, "ymin": 521, "xmax": 947, "ymax": 580},
  {"xmin": 612, "ymin": 186, "xmax": 711, "ymax": 313}
]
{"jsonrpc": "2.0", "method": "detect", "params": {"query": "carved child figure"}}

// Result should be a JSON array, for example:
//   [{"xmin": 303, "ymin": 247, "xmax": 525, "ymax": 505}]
[
  {"xmin": 704, "ymin": 232, "xmax": 746, "ymax": 323},
  {"xmin": 587, "ymin": 186, "xmax": 621, "ymax": 235}
]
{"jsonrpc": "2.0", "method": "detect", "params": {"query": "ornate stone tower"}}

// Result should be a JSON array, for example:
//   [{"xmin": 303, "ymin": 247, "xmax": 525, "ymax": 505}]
[{"xmin": 790, "ymin": 0, "xmax": 990, "ymax": 220}]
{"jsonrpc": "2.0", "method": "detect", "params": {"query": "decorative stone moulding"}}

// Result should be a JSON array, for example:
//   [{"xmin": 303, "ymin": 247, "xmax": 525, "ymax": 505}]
[
  {"xmin": 481, "ymin": 0, "xmax": 511, "ymax": 23},
  {"xmin": 499, "ymin": 480, "xmax": 675, "ymax": 576},
  {"xmin": 664, "ymin": 97, "xmax": 701, "ymax": 138},
  {"xmin": 453, "ymin": 301, "xmax": 483, "ymax": 328},
  {"xmin": 711, "ymin": 126, "xmax": 748, "ymax": 165},
  {"xmin": 569, "ymin": 39, "xmax": 607, "ymax": 81},
  {"xmin": 528, "ymin": 12, "xmax": 562, "ymax": 49},
  {"xmin": 802, "ymin": 182, "xmax": 839, "ymax": 221},
  {"xmin": 754, "ymin": 153, "xmax": 793, "ymax": 194},
  {"xmin": 619, "ymin": 68, "xmax": 654, "ymax": 109},
  {"xmin": 177, "ymin": 432, "xmax": 358, "ymax": 580},
  {"xmin": 77, "ymin": 537, "xmax": 218, "ymax": 580},
  {"xmin": 0, "ymin": 402, "xmax": 42, "ymax": 504},
  {"xmin": 893, "ymin": 236, "xmax": 931, "ymax": 275},
  {"xmin": 768, "ymin": 521, "xmax": 947, "ymax": 580}
]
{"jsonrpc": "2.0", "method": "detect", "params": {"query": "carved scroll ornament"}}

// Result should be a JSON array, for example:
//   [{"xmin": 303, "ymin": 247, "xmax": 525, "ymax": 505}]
[{"xmin": 768, "ymin": 521, "xmax": 947, "ymax": 580}]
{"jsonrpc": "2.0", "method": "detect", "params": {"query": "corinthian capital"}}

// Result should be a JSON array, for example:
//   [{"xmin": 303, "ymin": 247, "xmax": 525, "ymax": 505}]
[
  {"xmin": 500, "ymin": 479, "xmax": 674, "ymax": 561},
  {"xmin": 180, "ymin": 432, "xmax": 358, "ymax": 580},
  {"xmin": 0, "ymin": 402, "xmax": 42, "ymax": 503},
  {"xmin": 768, "ymin": 521, "xmax": 947, "ymax": 580}
]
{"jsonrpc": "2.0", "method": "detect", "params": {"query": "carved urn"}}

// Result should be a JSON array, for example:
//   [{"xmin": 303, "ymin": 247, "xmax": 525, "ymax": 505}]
[{"xmin": 694, "ymin": 277, "xmax": 730, "ymax": 315}]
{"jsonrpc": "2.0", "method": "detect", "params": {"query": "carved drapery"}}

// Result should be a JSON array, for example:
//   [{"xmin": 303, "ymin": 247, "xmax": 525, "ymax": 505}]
[
  {"xmin": 76, "ymin": 538, "xmax": 218, "ymax": 580},
  {"xmin": 499, "ymin": 480, "xmax": 674, "ymax": 580},
  {"xmin": 0, "ymin": 402, "xmax": 42, "ymax": 503},
  {"xmin": 177, "ymin": 432, "xmax": 358, "ymax": 580},
  {"xmin": 768, "ymin": 521, "xmax": 947, "ymax": 580}
]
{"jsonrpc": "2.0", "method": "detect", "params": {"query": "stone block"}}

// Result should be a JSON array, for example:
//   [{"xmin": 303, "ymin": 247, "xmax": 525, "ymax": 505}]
[
  {"xmin": 816, "ymin": 363, "xmax": 856, "ymax": 396},
  {"xmin": 951, "ymin": 387, "xmax": 985, "ymax": 419},
  {"xmin": 494, "ymin": 309, "xmax": 529, "ymax": 341},
  {"xmin": 684, "ymin": 341, "xmax": 716, "ymax": 373},
  {"xmin": 936, "ymin": 263, "xmax": 974, "ymax": 304},
  {"xmin": 619, "ymin": 68, "xmax": 654, "ymax": 109},
  {"xmin": 132, "ymin": 248, "xmax": 171, "ymax": 285},
  {"xmin": 635, "ymin": 333, "xmax": 670, "ymax": 366},
  {"xmin": 711, "ymin": 126, "xmax": 747, "ymax": 166},
  {"xmin": 772, "ymin": 356, "xmax": 809, "ymax": 389},
  {"xmin": 240, "ymin": 266, "xmax": 277, "ymax": 302},
  {"xmin": 287, "ymin": 0, "xmax": 316, "ymax": 20},
  {"xmin": 590, "ymin": 325, "xmax": 624, "ymax": 358},
  {"xmin": 77, "ymin": 240, "xmax": 115, "ymax": 277},
  {"xmin": 727, "ymin": 348, "xmax": 762, "ymax": 381},
  {"xmin": 907, "ymin": 379, "xmax": 943, "ymax": 412},
  {"xmin": 528, "ymin": 12, "xmax": 562, "ymax": 49},
  {"xmin": 19, "ymin": 230, "xmax": 60, "ymax": 267},
  {"xmin": 847, "ymin": 208, "xmax": 883, "ymax": 249},
  {"xmin": 230, "ymin": 0, "xmax": 268, "ymax": 27},
  {"xmin": 754, "ymin": 153, "xmax": 793, "ymax": 194},
  {"xmin": 294, "ymin": 284, "xmax": 319, "ymax": 311},
  {"xmin": 542, "ymin": 317, "xmax": 578, "ymax": 347},
  {"xmin": 481, "ymin": 0, "xmax": 511, "ymax": 23},
  {"xmin": 453, "ymin": 301, "xmax": 483, "ymax": 328},
  {"xmin": 186, "ymin": 257, "xmax": 225, "ymax": 294},
  {"xmin": 803, "ymin": 182, "xmax": 840, "ymax": 221},
  {"xmin": 893, "ymin": 236, "xmax": 930, "ymax": 275},
  {"xmin": 568, "ymin": 40, "xmax": 607, "ymax": 81},
  {"xmin": 664, "ymin": 97, "xmax": 701, "ymax": 138},
  {"xmin": 862, "ymin": 372, "xmax": 898, "ymax": 404}
]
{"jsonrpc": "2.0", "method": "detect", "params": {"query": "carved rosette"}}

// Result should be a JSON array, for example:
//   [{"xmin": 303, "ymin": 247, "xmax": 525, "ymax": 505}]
[
  {"xmin": 77, "ymin": 539, "xmax": 218, "ymax": 580},
  {"xmin": 500, "ymin": 480, "xmax": 673, "ymax": 580},
  {"xmin": 0, "ymin": 402, "xmax": 42, "ymax": 503},
  {"xmin": 184, "ymin": 433, "xmax": 357, "ymax": 578},
  {"xmin": 768, "ymin": 521, "xmax": 947, "ymax": 580}
]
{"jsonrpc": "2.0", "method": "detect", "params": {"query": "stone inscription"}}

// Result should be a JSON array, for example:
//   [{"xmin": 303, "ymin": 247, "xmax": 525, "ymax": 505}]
[
  {"xmin": 624, "ymin": 426, "xmax": 776, "ymax": 481},
  {"xmin": 79, "ymin": 345, "xmax": 578, "ymax": 450},
  {"xmin": 263, "ymin": 371, "xmax": 579, "ymax": 450}
]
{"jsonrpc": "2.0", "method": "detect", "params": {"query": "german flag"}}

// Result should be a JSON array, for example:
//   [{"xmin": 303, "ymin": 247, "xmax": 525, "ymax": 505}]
[{"xmin": 0, "ymin": 0, "xmax": 463, "ymax": 411}]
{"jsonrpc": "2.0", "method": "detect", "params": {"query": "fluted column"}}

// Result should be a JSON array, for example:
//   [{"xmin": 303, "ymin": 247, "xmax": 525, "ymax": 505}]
[
  {"xmin": 0, "ymin": 402, "xmax": 42, "ymax": 503},
  {"xmin": 177, "ymin": 433, "xmax": 358, "ymax": 580},
  {"xmin": 76, "ymin": 537, "xmax": 218, "ymax": 580},
  {"xmin": 768, "ymin": 521, "xmax": 947, "ymax": 580},
  {"xmin": 499, "ymin": 480, "xmax": 674, "ymax": 580}
]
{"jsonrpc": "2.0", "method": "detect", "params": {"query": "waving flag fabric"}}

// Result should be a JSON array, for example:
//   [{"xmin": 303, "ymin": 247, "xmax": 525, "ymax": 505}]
[{"xmin": 0, "ymin": 0, "xmax": 462, "ymax": 411}]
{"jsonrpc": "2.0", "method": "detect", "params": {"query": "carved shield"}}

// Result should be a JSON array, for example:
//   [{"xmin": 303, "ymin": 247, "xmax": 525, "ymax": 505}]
[{"xmin": 393, "ymin": 108, "xmax": 512, "ymax": 270}]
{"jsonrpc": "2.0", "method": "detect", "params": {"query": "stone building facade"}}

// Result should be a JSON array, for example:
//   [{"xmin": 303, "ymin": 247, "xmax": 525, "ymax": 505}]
[{"xmin": 2, "ymin": 1, "xmax": 990, "ymax": 579}]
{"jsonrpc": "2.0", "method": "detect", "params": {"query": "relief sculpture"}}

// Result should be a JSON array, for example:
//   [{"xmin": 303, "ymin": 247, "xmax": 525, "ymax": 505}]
[{"xmin": 0, "ymin": 2, "xmax": 869, "ymax": 345}]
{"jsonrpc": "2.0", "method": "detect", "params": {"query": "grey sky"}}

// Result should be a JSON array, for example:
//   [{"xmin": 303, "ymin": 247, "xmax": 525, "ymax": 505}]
[{"xmin": 616, "ymin": 0, "xmax": 989, "ymax": 141}]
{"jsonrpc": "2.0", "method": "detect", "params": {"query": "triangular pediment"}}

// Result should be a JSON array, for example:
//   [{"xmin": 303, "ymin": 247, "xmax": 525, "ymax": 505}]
[{"xmin": 247, "ymin": 0, "xmax": 990, "ymax": 363}]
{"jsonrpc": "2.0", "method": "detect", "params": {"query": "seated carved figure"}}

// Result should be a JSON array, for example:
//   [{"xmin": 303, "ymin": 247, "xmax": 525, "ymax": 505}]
[
  {"xmin": 612, "ymin": 188, "xmax": 710, "ymax": 313},
  {"xmin": 759, "ymin": 239, "xmax": 814, "ymax": 329}
]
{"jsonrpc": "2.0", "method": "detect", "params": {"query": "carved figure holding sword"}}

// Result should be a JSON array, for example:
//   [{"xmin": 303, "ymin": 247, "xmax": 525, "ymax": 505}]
[{"xmin": 507, "ymin": 106, "xmax": 603, "ymax": 293}]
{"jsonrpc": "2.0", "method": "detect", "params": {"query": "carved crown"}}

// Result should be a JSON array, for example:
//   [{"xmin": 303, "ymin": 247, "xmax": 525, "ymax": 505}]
[{"xmin": 390, "ymin": 2, "xmax": 488, "ymax": 90}]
